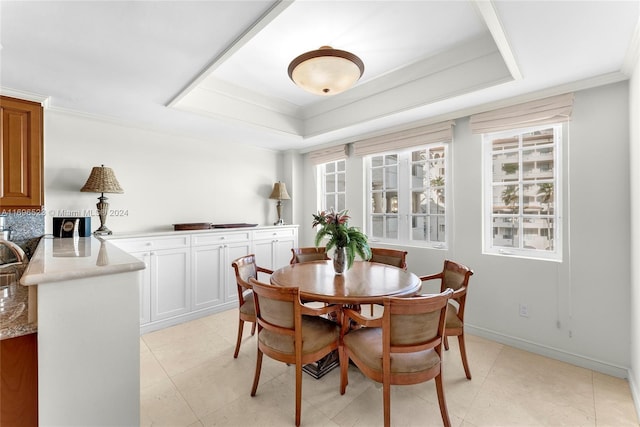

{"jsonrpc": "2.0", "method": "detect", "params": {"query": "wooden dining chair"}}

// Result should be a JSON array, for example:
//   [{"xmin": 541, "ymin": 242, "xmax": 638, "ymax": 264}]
[
  {"xmin": 339, "ymin": 288, "xmax": 454, "ymax": 427},
  {"xmin": 420, "ymin": 259, "xmax": 474, "ymax": 379},
  {"xmin": 249, "ymin": 278, "xmax": 341, "ymax": 427},
  {"xmin": 289, "ymin": 246, "xmax": 330, "ymax": 264},
  {"xmin": 230, "ymin": 254, "xmax": 273, "ymax": 358},
  {"xmin": 367, "ymin": 247, "xmax": 408, "ymax": 315},
  {"xmin": 368, "ymin": 247, "xmax": 408, "ymax": 269}
]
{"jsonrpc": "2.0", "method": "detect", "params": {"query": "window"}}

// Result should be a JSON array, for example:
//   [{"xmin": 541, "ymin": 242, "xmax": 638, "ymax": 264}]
[
  {"xmin": 366, "ymin": 144, "xmax": 448, "ymax": 248},
  {"xmin": 318, "ymin": 159, "xmax": 346, "ymax": 212},
  {"xmin": 483, "ymin": 124, "xmax": 562, "ymax": 261}
]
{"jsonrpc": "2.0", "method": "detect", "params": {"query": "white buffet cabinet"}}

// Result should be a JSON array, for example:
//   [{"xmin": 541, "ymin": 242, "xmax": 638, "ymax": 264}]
[{"xmin": 109, "ymin": 225, "xmax": 298, "ymax": 334}]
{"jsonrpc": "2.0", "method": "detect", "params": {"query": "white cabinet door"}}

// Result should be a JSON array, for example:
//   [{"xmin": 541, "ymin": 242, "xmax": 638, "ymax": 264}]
[
  {"xmin": 151, "ymin": 247, "xmax": 191, "ymax": 321},
  {"xmin": 131, "ymin": 251, "xmax": 151, "ymax": 325},
  {"xmin": 253, "ymin": 227, "xmax": 299, "ymax": 271},
  {"xmin": 225, "ymin": 240, "xmax": 253, "ymax": 303},
  {"xmin": 191, "ymin": 240, "xmax": 251, "ymax": 309},
  {"xmin": 273, "ymin": 236, "xmax": 297, "ymax": 269},
  {"xmin": 191, "ymin": 245, "xmax": 224, "ymax": 311},
  {"xmin": 253, "ymin": 238, "xmax": 276, "ymax": 271},
  {"xmin": 192, "ymin": 232, "xmax": 252, "ymax": 309}
]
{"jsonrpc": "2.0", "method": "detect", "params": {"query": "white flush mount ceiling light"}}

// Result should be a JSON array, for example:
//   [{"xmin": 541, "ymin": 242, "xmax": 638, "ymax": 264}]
[{"xmin": 288, "ymin": 46, "xmax": 364, "ymax": 96}]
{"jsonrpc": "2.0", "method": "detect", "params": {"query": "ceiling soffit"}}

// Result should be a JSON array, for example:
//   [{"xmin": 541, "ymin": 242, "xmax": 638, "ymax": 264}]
[
  {"xmin": 170, "ymin": 0, "xmax": 517, "ymax": 140},
  {"xmin": 172, "ymin": 32, "xmax": 512, "ymax": 138}
]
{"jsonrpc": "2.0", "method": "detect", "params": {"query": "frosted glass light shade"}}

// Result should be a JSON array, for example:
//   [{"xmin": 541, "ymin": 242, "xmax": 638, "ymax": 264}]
[{"xmin": 288, "ymin": 46, "xmax": 364, "ymax": 96}]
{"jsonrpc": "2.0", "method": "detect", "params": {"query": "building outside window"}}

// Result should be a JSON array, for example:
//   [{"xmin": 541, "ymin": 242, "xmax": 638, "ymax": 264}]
[
  {"xmin": 366, "ymin": 143, "xmax": 448, "ymax": 248},
  {"xmin": 483, "ymin": 124, "xmax": 562, "ymax": 261}
]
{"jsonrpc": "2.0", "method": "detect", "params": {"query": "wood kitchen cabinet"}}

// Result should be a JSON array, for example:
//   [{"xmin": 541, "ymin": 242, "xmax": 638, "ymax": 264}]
[
  {"xmin": 0, "ymin": 332, "xmax": 38, "ymax": 427},
  {"xmin": 0, "ymin": 96, "xmax": 43, "ymax": 211}
]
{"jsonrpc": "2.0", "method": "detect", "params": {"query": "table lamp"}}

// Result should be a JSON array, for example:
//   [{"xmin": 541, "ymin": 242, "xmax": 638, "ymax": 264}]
[
  {"xmin": 81, "ymin": 165, "xmax": 124, "ymax": 235},
  {"xmin": 269, "ymin": 181, "xmax": 290, "ymax": 226}
]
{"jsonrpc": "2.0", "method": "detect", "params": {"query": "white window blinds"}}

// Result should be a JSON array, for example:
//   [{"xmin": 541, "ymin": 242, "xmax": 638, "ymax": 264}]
[
  {"xmin": 352, "ymin": 120, "xmax": 454, "ymax": 157},
  {"xmin": 470, "ymin": 93, "xmax": 574, "ymax": 134},
  {"xmin": 308, "ymin": 145, "xmax": 347, "ymax": 165}
]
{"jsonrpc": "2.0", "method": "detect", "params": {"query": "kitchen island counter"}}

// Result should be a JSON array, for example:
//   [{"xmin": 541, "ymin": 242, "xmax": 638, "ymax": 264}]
[
  {"xmin": 20, "ymin": 235, "xmax": 145, "ymax": 286},
  {"xmin": 18, "ymin": 235, "xmax": 145, "ymax": 426}
]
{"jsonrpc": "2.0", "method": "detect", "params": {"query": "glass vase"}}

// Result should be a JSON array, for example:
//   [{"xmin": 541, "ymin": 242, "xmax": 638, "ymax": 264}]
[{"xmin": 333, "ymin": 246, "xmax": 347, "ymax": 274}]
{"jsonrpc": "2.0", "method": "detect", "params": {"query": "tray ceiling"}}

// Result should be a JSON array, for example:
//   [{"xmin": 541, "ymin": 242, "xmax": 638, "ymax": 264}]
[{"xmin": 1, "ymin": 0, "xmax": 638, "ymax": 151}]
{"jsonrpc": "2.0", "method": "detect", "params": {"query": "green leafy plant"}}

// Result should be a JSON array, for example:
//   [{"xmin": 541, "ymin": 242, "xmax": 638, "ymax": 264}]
[{"xmin": 312, "ymin": 209, "xmax": 371, "ymax": 268}]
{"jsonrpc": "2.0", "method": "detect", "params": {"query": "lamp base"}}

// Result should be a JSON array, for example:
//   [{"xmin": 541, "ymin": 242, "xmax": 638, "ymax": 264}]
[
  {"xmin": 274, "ymin": 219, "xmax": 285, "ymax": 226},
  {"xmin": 95, "ymin": 195, "xmax": 114, "ymax": 236},
  {"xmin": 93, "ymin": 228, "xmax": 113, "ymax": 236}
]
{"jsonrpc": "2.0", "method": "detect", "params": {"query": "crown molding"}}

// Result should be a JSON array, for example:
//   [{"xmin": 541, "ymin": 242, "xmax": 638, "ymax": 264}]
[
  {"xmin": 0, "ymin": 87, "xmax": 50, "ymax": 107},
  {"xmin": 299, "ymin": 71, "xmax": 629, "ymax": 154},
  {"xmin": 622, "ymin": 16, "xmax": 640, "ymax": 76}
]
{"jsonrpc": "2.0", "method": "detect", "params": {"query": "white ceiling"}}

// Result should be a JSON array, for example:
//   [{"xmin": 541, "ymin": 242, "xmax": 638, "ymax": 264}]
[{"xmin": 1, "ymin": 0, "xmax": 638, "ymax": 152}]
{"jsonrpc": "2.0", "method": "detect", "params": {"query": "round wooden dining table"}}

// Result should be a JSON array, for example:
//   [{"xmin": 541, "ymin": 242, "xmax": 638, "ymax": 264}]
[
  {"xmin": 270, "ymin": 260, "xmax": 421, "ymax": 305},
  {"xmin": 270, "ymin": 260, "xmax": 421, "ymax": 378}
]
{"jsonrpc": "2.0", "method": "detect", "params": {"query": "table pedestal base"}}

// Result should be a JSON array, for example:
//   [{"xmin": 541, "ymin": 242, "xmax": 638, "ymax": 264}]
[{"xmin": 302, "ymin": 350, "xmax": 339, "ymax": 379}]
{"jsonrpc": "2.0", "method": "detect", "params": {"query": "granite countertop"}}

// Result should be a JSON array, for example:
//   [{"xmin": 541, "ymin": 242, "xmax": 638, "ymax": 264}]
[
  {"xmin": 0, "ymin": 264, "xmax": 36, "ymax": 340},
  {"xmin": 2, "ymin": 236, "xmax": 145, "ymax": 340},
  {"xmin": 20, "ymin": 236, "xmax": 145, "ymax": 286}
]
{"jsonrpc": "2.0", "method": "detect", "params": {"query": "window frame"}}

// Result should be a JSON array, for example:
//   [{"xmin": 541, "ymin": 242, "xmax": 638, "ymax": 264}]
[
  {"xmin": 482, "ymin": 123, "xmax": 563, "ymax": 261},
  {"xmin": 365, "ymin": 142, "xmax": 450, "ymax": 249},
  {"xmin": 317, "ymin": 159, "xmax": 347, "ymax": 212}
]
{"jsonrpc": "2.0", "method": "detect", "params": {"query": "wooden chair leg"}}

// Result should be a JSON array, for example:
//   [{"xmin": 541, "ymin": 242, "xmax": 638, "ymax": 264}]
[
  {"xmin": 443, "ymin": 334, "xmax": 449, "ymax": 350},
  {"xmin": 250, "ymin": 321, "xmax": 256, "ymax": 336},
  {"xmin": 383, "ymin": 380, "xmax": 391, "ymax": 427},
  {"xmin": 339, "ymin": 346, "xmax": 348, "ymax": 395},
  {"xmin": 250, "ymin": 349, "xmax": 263, "ymax": 396},
  {"xmin": 295, "ymin": 362, "xmax": 302, "ymax": 427},
  {"xmin": 458, "ymin": 333, "xmax": 472, "ymax": 380},
  {"xmin": 435, "ymin": 373, "xmax": 451, "ymax": 427},
  {"xmin": 233, "ymin": 318, "xmax": 245, "ymax": 358}
]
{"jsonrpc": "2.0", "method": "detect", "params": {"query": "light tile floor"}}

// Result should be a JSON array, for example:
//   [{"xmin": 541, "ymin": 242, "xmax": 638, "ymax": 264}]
[{"xmin": 140, "ymin": 308, "xmax": 639, "ymax": 426}]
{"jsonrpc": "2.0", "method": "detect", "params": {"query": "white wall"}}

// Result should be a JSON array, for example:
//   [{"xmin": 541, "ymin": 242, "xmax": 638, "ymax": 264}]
[
  {"xmin": 628, "ymin": 39, "xmax": 640, "ymax": 412},
  {"xmin": 43, "ymin": 110, "xmax": 284, "ymax": 234},
  {"xmin": 301, "ymin": 82, "xmax": 631, "ymax": 377},
  {"xmin": 43, "ymin": 82, "xmax": 632, "ymax": 378}
]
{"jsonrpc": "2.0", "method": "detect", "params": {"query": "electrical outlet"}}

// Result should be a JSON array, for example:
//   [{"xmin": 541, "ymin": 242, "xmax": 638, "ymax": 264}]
[{"xmin": 519, "ymin": 304, "xmax": 529, "ymax": 317}]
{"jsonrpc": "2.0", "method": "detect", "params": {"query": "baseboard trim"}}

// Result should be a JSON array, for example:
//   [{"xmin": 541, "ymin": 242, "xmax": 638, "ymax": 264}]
[
  {"xmin": 466, "ymin": 325, "xmax": 629, "ymax": 378},
  {"xmin": 628, "ymin": 369, "xmax": 640, "ymax": 422},
  {"xmin": 139, "ymin": 302, "xmax": 236, "ymax": 335}
]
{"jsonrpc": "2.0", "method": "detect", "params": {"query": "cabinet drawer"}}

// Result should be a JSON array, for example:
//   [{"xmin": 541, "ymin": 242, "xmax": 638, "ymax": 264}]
[
  {"xmin": 111, "ymin": 235, "xmax": 190, "ymax": 252},
  {"xmin": 253, "ymin": 228, "xmax": 296, "ymax": 241},
  {"xmin": 192, "ymin": 231, "xmax": 251, "ymax": 246}
]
